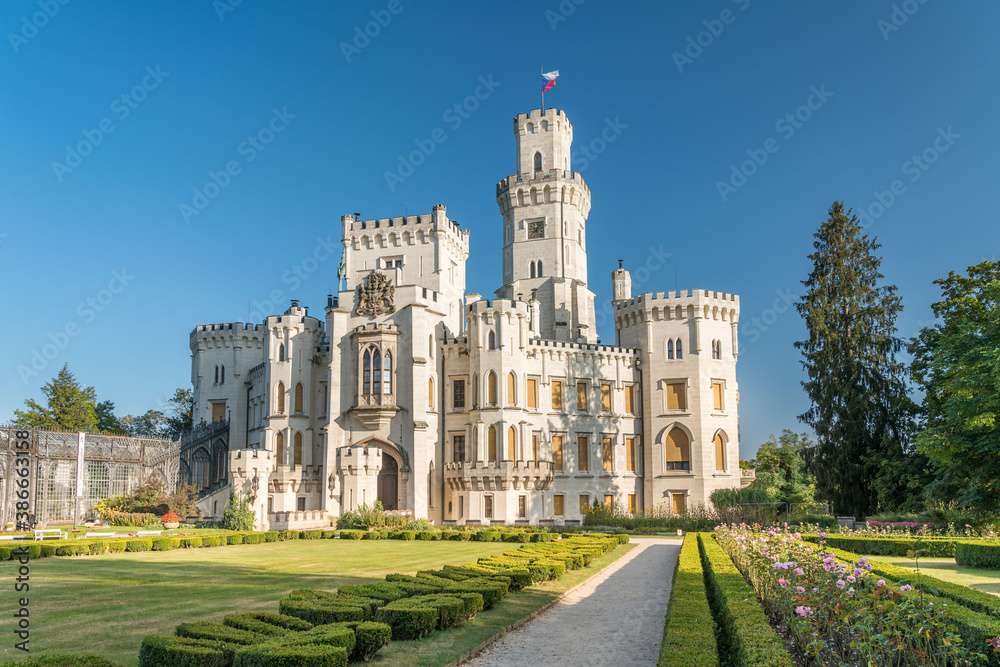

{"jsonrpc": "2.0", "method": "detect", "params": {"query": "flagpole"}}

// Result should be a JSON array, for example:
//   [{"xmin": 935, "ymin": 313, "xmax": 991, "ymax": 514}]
[{"xmin": 540, "ymin": 64, "xmax": 543, "ymax": 111}]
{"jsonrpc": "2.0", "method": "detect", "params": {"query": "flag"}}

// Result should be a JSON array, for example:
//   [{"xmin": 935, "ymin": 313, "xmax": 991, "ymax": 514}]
[{"xmin": 541, "ymin": 70, "xmax": 559, "ymax": 93}]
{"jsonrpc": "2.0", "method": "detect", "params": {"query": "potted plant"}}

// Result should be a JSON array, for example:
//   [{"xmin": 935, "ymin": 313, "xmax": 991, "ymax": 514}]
[{"xmin": 161, "ymin": 512, "xmax": 181, "ymax": 529}]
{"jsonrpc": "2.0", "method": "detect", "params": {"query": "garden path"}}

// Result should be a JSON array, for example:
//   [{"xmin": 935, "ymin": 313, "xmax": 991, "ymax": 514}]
[{"xmin": 465, "ymin": 537, "xmax": 681, "ymax": 667}]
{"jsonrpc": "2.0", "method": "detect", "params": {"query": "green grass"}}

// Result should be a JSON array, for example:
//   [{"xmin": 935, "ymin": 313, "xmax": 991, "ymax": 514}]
[
  {"xmin": 868, "ymin": 555, "xmax": 1000, "ymax": 597},
  {"xmin": 370, "ymin": 542, "xmax": 636, "ymax": 666},
  {"xmin": 0, "ymin": 539, "xmax": 515, "ymax": 666}
]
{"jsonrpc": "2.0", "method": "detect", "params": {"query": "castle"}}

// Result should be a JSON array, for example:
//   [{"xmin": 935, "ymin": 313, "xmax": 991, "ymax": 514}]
[{"xmin": 182, "ymin": 108, "xmax": 745, "ymax": 530}]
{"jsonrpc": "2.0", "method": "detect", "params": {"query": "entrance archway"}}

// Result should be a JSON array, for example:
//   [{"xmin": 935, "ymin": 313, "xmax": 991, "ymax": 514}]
[{"xmin": 377, "ymin": 455, "xmax": 399, "ymax": 510}]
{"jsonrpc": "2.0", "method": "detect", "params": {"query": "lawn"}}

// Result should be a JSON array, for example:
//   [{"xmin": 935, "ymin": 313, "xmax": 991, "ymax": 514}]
[
  {"xmin": 868, "ymin": 555, "xmax": 1000, "ymax": 597},
  {"xmin": 0, "ymin": 539, "xmax": 516, "ymax": 665}
]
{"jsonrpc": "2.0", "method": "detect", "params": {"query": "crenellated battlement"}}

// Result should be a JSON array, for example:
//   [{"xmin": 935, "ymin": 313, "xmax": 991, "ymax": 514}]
[
  {"xmin": 514, "ymin": 108, "xmax": 571, "ymax": 135},
  {"xmin": 466, "ymin": 297, "xmax": 531, "ymax": 319},
  {"xmin": 341, "ymin": 204, "xmax": 470, "ymax": 250},
  {"xmin": 614, "ymin": 289, "xmax": 740, "ymax": 326}
]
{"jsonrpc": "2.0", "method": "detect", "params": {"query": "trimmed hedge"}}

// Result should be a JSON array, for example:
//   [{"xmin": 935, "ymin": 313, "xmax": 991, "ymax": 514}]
[
  {"xmin": 138, "ymin": 635, "xmax": 234, "ymax": 667},
  {"xmin": 125, "ymin": 539, "xmax": 153, "ymax": 552},
  {"xmin": 698, "ymin": 534, "xmax": 794, "ymax": 667},
  {"xmin": 279, "ymin": 599, "xmax": 366, "ymax": 624},
  {"xmin": 275, "ymin": 625, "xmax": 355, "ymax": 653},
  {"xmin": 956, "ymin": 542, "xmax": 1000, "ymax": 570},
  {"xmin": 224, "ymin": 612, "xmax": 313, "ymax": 635},
  {"xmin": 374, "ymin": 604, "xmax": 437, "ymax": 640},
  {"xmin": 175, "ymin": 621, "xmax": 264, "ymax": 645},
  {"xmin": 658, "ymin": 533, "xmax": 718, "ymax": 666},
  {"xmin": 803, "ymin": 534, "xmax": 961, "ymax": 557},
  {"xmin": 0, "ymin": 655, "xmax": 120, "ymax": 667},
  {"xmin": 233, "ymin": 643, "xmax": 348, "ymax": 667}
]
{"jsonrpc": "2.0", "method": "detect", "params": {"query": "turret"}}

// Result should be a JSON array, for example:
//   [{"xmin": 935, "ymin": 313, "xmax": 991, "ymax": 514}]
[{"xmin": 612, "ymin": 259, "xmax": 632, "ymax": 304}]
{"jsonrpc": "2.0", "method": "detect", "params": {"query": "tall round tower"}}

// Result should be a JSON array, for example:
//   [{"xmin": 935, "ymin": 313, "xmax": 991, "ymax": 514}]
[{"xmin": 495, "ymin": 109, "xmax": 596, "ymax": 342}]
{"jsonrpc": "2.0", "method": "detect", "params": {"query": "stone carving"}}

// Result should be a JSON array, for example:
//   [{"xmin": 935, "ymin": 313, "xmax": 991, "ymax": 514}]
[{"xmin": 357, "ymin": 270, "xmax": 395, "ymax": 317}]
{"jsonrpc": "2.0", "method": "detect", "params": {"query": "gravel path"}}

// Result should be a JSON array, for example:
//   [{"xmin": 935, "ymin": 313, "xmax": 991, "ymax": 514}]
[{"xmin": 465, "ymin": 537, "xmax": 681, "ymax": 667}]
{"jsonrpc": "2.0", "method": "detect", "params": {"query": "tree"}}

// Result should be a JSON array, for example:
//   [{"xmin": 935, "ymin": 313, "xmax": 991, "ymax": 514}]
[
  {"xmin": 910, "ymin": 261, "xmax": 1000, "ymax": 510},
  {"xmin": 221, "ymin": 490, "xmax": 255, "ymax": 531},
  {"xmin": 164, "ymin": 388, "xmax": 194, "ymax": 439},
  {"xmin": 14, "ymin": 364, "xmax": 99, "ymax": 431},
  {"xmin": 117, "ymin": 410, "xmax": 167, "ymax": 438},
  {"xmin": 794, "ymin": 202, "xmax": 916, "ymax": 517},
  {"xmin": 95, "ymin": 400, "xmax": 119, "ymax": 432},
  {"xmin": 748, "ymin": 430, "xmax": 817, "ymax": 506}
]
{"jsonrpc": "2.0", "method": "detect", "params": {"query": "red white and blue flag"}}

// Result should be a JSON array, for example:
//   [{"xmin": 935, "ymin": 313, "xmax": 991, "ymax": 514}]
[{"xmin": 541, "ymin": 70, "xmax": 559, "ymax": 93}]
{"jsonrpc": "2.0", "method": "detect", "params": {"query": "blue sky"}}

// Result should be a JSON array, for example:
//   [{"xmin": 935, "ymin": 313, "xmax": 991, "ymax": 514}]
[{"xmin": 2, "ymin": 1, "xmax": 997, "ymax": 459}]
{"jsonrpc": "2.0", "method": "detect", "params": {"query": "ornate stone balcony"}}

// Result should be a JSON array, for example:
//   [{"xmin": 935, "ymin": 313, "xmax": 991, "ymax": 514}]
[
  {"xmin": 740, "ymin": 467, "xmax": 756, "ymax": 488},
  {"xmin": 444, "ymin": 460, "xmax": 554, "ymax": 492},
  {"xmin": 351, "ymin": 392, "xmax": 399, "ymax": 430}
]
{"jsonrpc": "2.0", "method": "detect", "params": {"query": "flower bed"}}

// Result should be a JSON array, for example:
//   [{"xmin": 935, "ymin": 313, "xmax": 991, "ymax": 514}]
[
  {"xmin": 657, "ymin": 533, "xmax": 718, "ymax": 667},
  {"xmin": 716, "ymin": 524, "xmax": 995, "ymax": 665}
]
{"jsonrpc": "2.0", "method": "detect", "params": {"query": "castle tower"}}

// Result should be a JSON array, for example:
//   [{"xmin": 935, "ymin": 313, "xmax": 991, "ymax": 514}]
[{"xmin": 495, "ymin": 109, "xmax": 597, "ymax": 343}]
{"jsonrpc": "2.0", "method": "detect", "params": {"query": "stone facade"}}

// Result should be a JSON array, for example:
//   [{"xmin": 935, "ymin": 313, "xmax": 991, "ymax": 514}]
[{"xmin": 187, "ymin": 107, "xmax": 743, "ymax": 529}]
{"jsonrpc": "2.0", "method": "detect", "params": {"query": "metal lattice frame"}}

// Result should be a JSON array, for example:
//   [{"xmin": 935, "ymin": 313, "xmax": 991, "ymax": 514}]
[{"xmin": 0, "ymin": 426, "xmax": 180, "ymax": 526}]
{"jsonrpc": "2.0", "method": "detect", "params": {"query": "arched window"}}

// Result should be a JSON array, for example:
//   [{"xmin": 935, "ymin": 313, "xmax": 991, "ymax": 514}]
[
  {"xmin": 383, "ymin": 351, "xmax": 392, "ymax": 394},
  {"xmin": 214, "ymin": 366, "xmax": 219, "ymax": 384},
  {"xmin": 294, "ymin": 382, "xmax": 303, "ymax": 412},
  {"xmin": 487, "ymin": 371, "xmax": 497, "ymax": 405},
  {"xmin": 193, "ymin": 449, "xmax": 210, "ymax": 489},
  {"xmin": 294, "ymin": 432, "xmax": 302, "ymax": 467},
  {"xmin": 472, "ymin": 372, "xmax": 479, "ymax": 407},
  {"xmin": 363, "ymin": 349, "xmax": 371, "ymax": 395},
  {"xmin": 428, "ymin": 377, "xmax": 434, "ymax": 409},
  {"xmin": 488, "ymin": 426, "xmax": 498, "ymax": 463},
  {"xmin": 488, "ymin": 330, "xmax": 496, "ymax": 350},
  {"xmin": 530, "ymin": 261, "xmax": 536, "ymax": 279},
  {"xmin": 667, "ymin": 339, "xmax": 674, "ymax": 360},
  {"xmin": 220, "ymin": 365, "xmax": 225, "ymax": 384},
  {"xmin": 676, "ymin": 339, "xmax": 683, "ymax": 359},
  {"xmin": 507, "ymin": 372, "xmax": 516, "ymax": 405},
  {"xmin": 275, "ymin": 432, "xmax": 285, "ymax": 463},
  {"xmin": 429, "ymin": 333, "xmax": 434, "ymax": 358},
  {"xmin": 276, "ymin": 382, "xmax": 285, "ymax": 413},
  {"xmin": 373, "ymin": 350, "xmax": 382, "ymax": 395},
  {"xmin": 714, "ymin": 432, "xmax": 726, "ymax": 471},
  {"xmin": 665, "ymin": 428, "xmax": 690, "ymax": 471},
  {"xmin": 534, "ymin": 152, "xmax": 542, "ymax": 171},
  {"xmin": 278, "ymin": 344, "xmax": 286, "ymax": 362},
  {"xmin": 537, "ymin": 261, "xmax": 542, "ymax": 276},
  {"xmin": 507, "ymin": 426, "xmax": 516, "ymax": 461}
]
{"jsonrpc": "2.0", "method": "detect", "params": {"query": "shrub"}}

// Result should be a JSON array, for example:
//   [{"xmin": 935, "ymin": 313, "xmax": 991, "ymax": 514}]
[
  {"xmin": 322, "ymin": 530, "xmax": 337, "ymax": 539},
  {"xmin": 227, "ymin": 534, "xmax": 244, "ymax": 545},
  {"xmin": 301, "ymin": 529, "xmax": 323, "ymax": 540},
  {"xmin": 351, "ymin": 622, "xmax": 392, "ymax": 662},
  {"xmin": 804, "ymin": 535, "xmax": 959, "ymax": 558},
  {"xmin": 658, "ymin": 533, "xmax": 717, "ymax": 666},
  {"xmin": 274, "ymin": 624, "xmax": 355, "ymax": 652},
  {"xmin": 221, "ymin": 490, "xmax": 256, "ymax": 532},
  {"xmin": 102, "ymin": 511, "xmax": 161, "ymax": 527},
  {"xmin": 338, "ymin": 530, "xmax": 365, "ymax": 540},
  {"xmin": 152, "ymin": 538, "xmax": 177, "ymax": 551},
  {"xmin": 0, "ymin": 654, "xmax": 119, "ymax": 666},
  {"xmin": 175, "ymin": 621, "xmax": 263, "ymax": 645},
  {"xmin": 280, "ymin": 530, "xmax": 300, "ymax": 540},
  {"xmin": 125, "ymin": 539, "xmax": 153, "ymax": 552},
  {"xmin": 263, "ymin": 531, "xmax": 279, "ymax": 542},
  {"xmin": 956, "ymin": 542, "xmax": 1000, "ymax": 569},
  {"xmin": 698, "ymin": 534, "xmax": 794, "ymax": 666},
  {"xmin": 54, "ymin": 543, "xmax": 86, "ymax": 557},
  {"xmin": 374, "ymin": 604, "xmax": 437, "ymax": 640},
  {"xmin": 86, "ymin": 541, "xmax": 108, "ymax": 555},
  {"xmin": 416, "ymin": 531, "xmax": 436, "ymax": 540},
  {"xmin": 39, "ymin": 544, "xmax": 55, "ymax": 557},
  {"xmin": 180, "ymin": 537, "xmax": 203, "ymax": 548},
  {"xmin": 107, "ymin": 541, "xmax": 126, "ymax": 553},
  {"xmin": 241, "ymin": 532, "xmax": 264, "ymax": 545},
  {"xmin": 225, "ymin": 612, "xmax": 313, "ymax": 633},
  {"xmin": 138, "ymin": 635, "xmax": 233, "ymax": 667},
  {"xmin": 232, "ymin": 643, "xmax": 348, "ymax": 667},
  {"xmin": 336, "ymin": 583, "xmax": 407, "ymax": 603},
  {"xmin": 278, "ymin": 599, "xmax": 366, "ymax": 625},
  {"xmin": 401, "ymin": 531, "xmax": 416, "ymax": 541}
]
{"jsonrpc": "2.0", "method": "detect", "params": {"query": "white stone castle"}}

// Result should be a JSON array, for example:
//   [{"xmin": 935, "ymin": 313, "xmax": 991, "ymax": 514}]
[{"xmin": 184, "ymin": 108, "xmax": 745, "ymax": 530}]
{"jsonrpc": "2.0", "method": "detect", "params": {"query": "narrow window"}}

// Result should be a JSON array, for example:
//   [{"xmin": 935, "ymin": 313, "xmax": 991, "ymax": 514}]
[
  {"xmin": 715, "ymin": 433, "xmax": 726, "ymax": 471},
  {"xmin": 294, "ymin": 382, "xmax": 303, "ymax": 412},
  {"xmin": 534, "ymin": 152, "xmax": 542, "ymax": 171},
  {"xmin": 472, "ymin": 372, "xmax": 479, "ymax": 407},
  {"xmin": 383, "ymin": 351, "xmax": 392, "ymax": 394},
  {"xmin": 454, "ymin": 435, "xmax": 466, "ymax": 463},
  {"xmin": 554, "ymin": 494, "xmax": 564, "ymax": 516},
  {"xmin": 552, "ymin": 380, "xmax": 563, "ymax": 410},
  {"xmin": 453, "ymin": 379, "xmax": 466, "ymax": 409},
  {"xmin": 279, "ymin": 344, "xmax": 286, "ymax": 362},
  {"xmin": 527, "ymin": 378, "xmax": 537, "ymax": 409},
  {"xmin": 628, "ymin": 494, "xmax": 637, "ymax": 513},
  {"xmin": 676, "ymin": 339, "xmax": 683, "ymax": 359},
  {"xmin": 487, "ymin": 371, "xmax": 497, "ymax": 405},
  {"xmin": 428, "ymin": 377, "xmax": 434, "ymax": 409},
  {"xmin": 665, "ymin": 428, "xmax": 690, "ymax": 471},
  {"xmin": 601, "ymin": 383, "xmax": 612, "ymax": 412},
  {"xmin": 275, "ymin": 432, "xmax": 284, "ymax": 462},
  {"xmin": 488, "ymin": 330, "xmax": 496, "ymax": 350},
  {"xmin": 672, "ymin": 493, "xmax": 686, "ymax": 514},
  {"xmin": 626, "ymin": 436, "xmax": 637, "ymax": 472},
  {"xmin": 537, "ymin": 261, "xmax": 543, "ymax": 276},
  {"xmin": 363, "ymin": 350, "xmax": 371, "ymax": 395},
  {"xmin": 666, "ymin": 382, "xmax": 687, "ymax": 411},
  {"xmin": 530, "ymin": 262, "xmax": 536, "ymax": 279},
  {"xmin": 577, "ymin": 435, "xmax": 589, "ymax": 472},
  {"xmin": 713, "ymin": 381, "xmax": 724, "ymax": 411},
  {"xmin": 518, "ymin": 495, "xmax": 526, "ymax": 518},
  {"xmin": 624, "ymin": 384, "xmax": 635, "ymax": 414},
  {"xmin": 276, "ymin": 382, "xmax": 285, "ymax": 413},
  {"xmin": 579, "ymin": 494, "xmax": 590, "ymax": 516},
  {"xmin": 373, "ymin": 350, "xmax": 382, "ymax": 395},
  {"xmin": 604, "ymin": 494, "xmax": 614, "ymax": 510},
  {"xmin": 293, "ymin": 432, "xmax": 302, "ymax": 467},
  {"xmin": 507, "ymin": 426, "xmax": 516, "ymax": 461},
  {"xmin": 484, "ymin": 495, "xmax": 494, "ymax": 519},
  {"xmin": 214, "ymin": 366, "xmax": 219, "ymax": 384},
  {"xmin": 532, "ymin": 433, "xmax": 539, "ymax": 461},
  {"xmin": 667, "ymin": 339, "xmax": 674, "ymax": 360},
  {"xmin": 488, "ymin": 426, "xmax": 498, "ymax": 463},
  {"xmin": 429, "ymin": 333, "xmax": 434, "ymax": 358},
  {"xmin": 220, "ymin": 365, "xmax": 225, "ymax": 384},
  {"xmin": 577, "ymin": 382, "xmax": 587, "ymax": 412},
  {"xmin": 602, "ymin": 437, "xmax": 614, "ymax": 472},
  {"xmin": 552, "ymin": 435, "xmax": 564, "ymax": 471},
  {"xmin": 507, "ymin": 372, "xmax": 516, "ymax": 405}
]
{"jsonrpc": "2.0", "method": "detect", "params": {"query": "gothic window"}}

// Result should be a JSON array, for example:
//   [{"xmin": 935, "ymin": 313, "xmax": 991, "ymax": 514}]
[
  {"xmin": 530, "ymin": 261, "xmax": 536, "ymax": 279},
  {"xmin": 676, "ymin": 339, "xmax": 683, "ymax": 359},
  {"xmin": 487, "ymin": 371, "xmax": 497, "ymax": 405},
  {"xmin": 429, "ymin": 334, "xmax": 434, "ymax": 358},
  {"xmin": 488, "ymin": 330, "xmax": 496, "ymax": 350},
  {"xmin": 488, "ymin": 425, "xmax": 498, "ymax": 463},
  {"xmin": 294, "ymin": 382, "xmax": 303, "ymax": 413},
  {"xmin": 214, "ymin": 366, "xmax": 219, "ymax": 384},
  {"xmin": 220, "ymin": 366, "xmax": 225, "ymax": 384},
  {"xmin": 293, "ymin": 432, "xmax": 302, "ymax": 467},
  {"xmin": 275, "ymin": 432, "xmax": 284, "ymax": 462},
  {"xmin": 507, "ymin": 372, "xmax": 516, "ymax": 405},
  {"xmin": 507, "ymin": 426, "xmax": 516, "ymax": 460},
  {"xmin": 193, "ymin": 449, "xmax": 210, "ymax": 490},
  {"xmin": 472, "ymin": 373, "xmax": 479, "ymax": 407},
  {"xmin": 276, "ymin": 382, "xmax": 285, "ymax": 413},
  {"xmin": 279, "ymin": 344, "xmax": 286, "ymax": 362},
  {"xmin": 428, "ymin": 377, "xmax": 434, "ymax": 409},
  {"xmin": 537, "ymin": 261, "xmax": 542, "ymax": 276},
  {"xmin": 715, "ymin": 432, "xmax": 726, "ymax": 471},
  {"xmin": 665, "ymin": 428, "xmax": 690, "ymax": 471},
  {"xmin": 667, "ymin": 339, "xmax": 674, "ymax": 360},
  {"xmin": 383, "ymin": 351, "xmax": 392, "ymax": 394},
  {"xmin": 534, "ymin": 152, "xmax": 542, "ymax": 171},
  {"xmin": 373, "ymin": 350, "xmax": 382, "ymax": 395},
  {"xmin": 363, "ymin": 350, "xmax": 371, "ymax": 395}
]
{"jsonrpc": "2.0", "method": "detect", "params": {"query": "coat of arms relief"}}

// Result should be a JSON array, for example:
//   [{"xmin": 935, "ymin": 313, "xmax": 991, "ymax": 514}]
[{"xmin": 357, "ymin": 270, "xmax": 395, "ymax": 317}]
